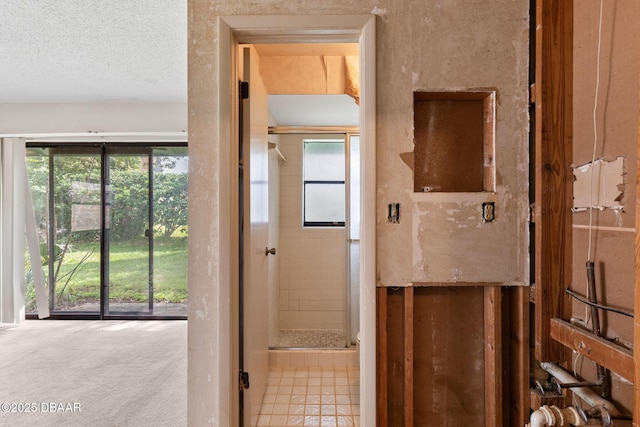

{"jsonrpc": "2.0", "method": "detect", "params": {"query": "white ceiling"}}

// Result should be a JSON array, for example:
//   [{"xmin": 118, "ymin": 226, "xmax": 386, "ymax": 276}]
[
  {"xmin": 269, "ymin": 95, "xmax": 359, "ymax": 127},
  {"xmin": 0, "ymin": 0, "xmax": 188, "ymax": 103},
  {"xmin": 0, "ymin": 1, "xmax": 358, "ymax": 126}
]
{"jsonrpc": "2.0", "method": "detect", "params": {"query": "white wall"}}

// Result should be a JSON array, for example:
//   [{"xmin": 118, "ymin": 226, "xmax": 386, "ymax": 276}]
[
  {"xmin": 0, "ymin": 102, "xmax": 187, "ymax": 135},
  {"xmin": 278, "ymin": 134, "xmax": 347, "ymax": 331},
  {"xmin": 0, "ymin": 139, "xmax": 26, "ymax": 324}
]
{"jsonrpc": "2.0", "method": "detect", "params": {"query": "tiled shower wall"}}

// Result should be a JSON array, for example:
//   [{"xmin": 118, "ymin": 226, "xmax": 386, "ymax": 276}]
[{"xmin": 278, "ymin": 134, "xmax": 347, "ymax": 331}]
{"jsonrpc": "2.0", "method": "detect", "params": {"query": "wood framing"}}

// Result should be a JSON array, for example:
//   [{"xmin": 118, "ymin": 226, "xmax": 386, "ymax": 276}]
[
  {"xmin": 533, "ymin": 0, "xmax": 573, "ymax": 363},
  {"xmin": 634, "ymin": 76, "xmax": 640, "ymax": 427},
  {"xmin": 551, "ymin": 318, "xmax": 633, "ymax": 381},
  {"xmin": 378, "ymin": 287, "xmax": 406, "ymax": 426},
  {"xmin": 484, "ymin": 287, "xmax": 503, "ymax": 426},
  {"xmin": 510, "ymin": 287, "xmax": 530, "ymax": 425},
  {"xmin": 376, "ymin": 287, "xmax": 388, "ymax": 426},
  {"xmin": 403, "ymin": 288, "xmax": 414, "ymax": 427},
  {"xmin": 376, "ymin": 285, "xmax": 527, "ymax": 425}
]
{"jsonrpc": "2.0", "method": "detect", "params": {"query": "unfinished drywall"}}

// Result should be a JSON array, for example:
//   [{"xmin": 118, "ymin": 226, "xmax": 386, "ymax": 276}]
[
  {"xmin": 572, "ymin": 157, "xmax": 625, "ymax": 212},
  {"xmin": 572, "ymin": 0, "xmax": 640, "ymax": 414},
  {"xmin": 188, "ymin": 1, "xmax": 529, "ymax": 424},
  {"xmin": 378, "ymin": 1, "xmax": 530, "ymax": 285}
]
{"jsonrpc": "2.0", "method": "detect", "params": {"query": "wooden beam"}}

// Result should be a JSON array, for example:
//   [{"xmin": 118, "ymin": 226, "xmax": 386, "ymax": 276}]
[
  {"xmin": 411, "ymin": 281, "xmax": 527, "ymax": 288},
  {"xmin": 534, "ymin": 0, "xmax": 573, "ymax": 363},
  {"xmin": 484, "ymin": 287, "xmax": 503, "ymax": 426},
  {"xmin": 376, "ymin": 287, "xmax": 388, "ymax": 427},
  {"xmin": 550, "ymin": 318, "xmax": 633, "ymax": 381},
  {"xmin": 634, "ymin": 74, "xmax": 640, "ymax": 427},
  {"xmin": 510, "ymin": 287, "xmax": 531, "ymax": 425},
  {"xmin": 404, "ymin": 287, "xmax": 414, "ymax": 427}
]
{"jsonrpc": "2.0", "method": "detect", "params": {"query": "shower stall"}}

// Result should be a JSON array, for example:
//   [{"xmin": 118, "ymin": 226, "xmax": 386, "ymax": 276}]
[{"xmin": 268, "ymin": 133, "xmax": 360, "ymax": 349}]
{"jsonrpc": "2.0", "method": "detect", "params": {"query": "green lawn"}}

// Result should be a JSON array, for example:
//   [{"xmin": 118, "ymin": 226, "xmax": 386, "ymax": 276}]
[{"xmin": 27, "ymin": 234, "xmax": 188, "ymax": 310}]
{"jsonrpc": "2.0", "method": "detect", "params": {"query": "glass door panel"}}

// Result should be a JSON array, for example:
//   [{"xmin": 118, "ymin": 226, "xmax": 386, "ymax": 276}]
[
  {"xmin": 25, "ymin": 147, "xmax": 50, "ymax": 315},
  {"xmin": 41, "ymin": 148, "xmax": 102, "ymax": 313},
  {"xmin": 105, "ymin": 150, "xmax": 152, "ymax": 315},
  {"xmin": 151, "ymin": 147, "xmax": 188, "ymax": 316},
  {"xmin": 347, "ymin": 135, "xmax": 360, "ymax": 345}
]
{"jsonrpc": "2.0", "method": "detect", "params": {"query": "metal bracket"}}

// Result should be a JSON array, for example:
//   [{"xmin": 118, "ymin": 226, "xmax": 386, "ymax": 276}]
[
  {"xmin": 239, "ymin": 81, "xmax": 249, "ymax": 99},
  {"xmin": 239, "ymin": 371, "xmax": 250, "ymax": 391},
  {"xmin": 388, "ymin": 203, "xmax": 400, "ymax": 223}
]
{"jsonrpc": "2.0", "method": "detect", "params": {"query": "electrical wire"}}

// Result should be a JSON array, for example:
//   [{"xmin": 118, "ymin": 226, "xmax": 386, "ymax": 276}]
[
  {"xmin": 574, "ymin": 2, "xmax": 605, "ymax": 403},
  {"xmin": 566, "ymin": 288, "xmax": 634, "ymax": 318},
  {"xmin": 585, "ymin": 0, "xmax": 605, "ymax": 333},
  {"xmin": 587, "ymin": 0, "xmax": 604, "ymax": 264}
]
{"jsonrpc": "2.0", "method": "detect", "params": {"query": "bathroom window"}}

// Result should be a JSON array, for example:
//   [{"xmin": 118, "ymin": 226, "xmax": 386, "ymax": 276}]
[{"xmin": 303, "ymin": 139, "xmax": 345, "ymax": 227}]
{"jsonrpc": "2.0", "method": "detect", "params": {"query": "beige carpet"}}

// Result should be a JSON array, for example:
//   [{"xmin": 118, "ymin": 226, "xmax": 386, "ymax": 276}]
[{"xmin": 0, "ymin": 320, "xmax": 186, "ymax": 427}]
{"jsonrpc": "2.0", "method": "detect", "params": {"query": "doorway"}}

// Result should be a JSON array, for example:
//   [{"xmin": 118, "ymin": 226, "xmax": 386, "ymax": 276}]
[
  {"xmin": 215, "ymin": 14, "xmax": 376, "ymax": 426},
  {"xmin": 24, "ymin": 143, "xmax": 189, "ymax": 319},
  {"xmin": 226, "ymin": 16, "xmax": 376, "ymax": 423}
]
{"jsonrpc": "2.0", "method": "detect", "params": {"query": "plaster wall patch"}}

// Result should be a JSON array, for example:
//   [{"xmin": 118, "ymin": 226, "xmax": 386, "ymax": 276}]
[
  {"xmin": 371, "ymin": 6, "xmax": 387, "ymax": 16},
  {"xmin": 572, "ymin": 156, "xmax": 625, "ymax": 212}
]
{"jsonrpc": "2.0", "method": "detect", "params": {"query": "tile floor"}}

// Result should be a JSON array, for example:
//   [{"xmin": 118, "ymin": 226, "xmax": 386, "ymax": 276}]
[{"xmin": 257, "ymin": 366, "xmax": 360, "ymax": 427}]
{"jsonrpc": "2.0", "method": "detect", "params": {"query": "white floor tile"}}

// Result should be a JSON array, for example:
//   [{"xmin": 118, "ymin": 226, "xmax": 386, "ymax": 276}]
[{"xmin": 260, "ymin": 367, "xmax": 359, "ymax": 427}]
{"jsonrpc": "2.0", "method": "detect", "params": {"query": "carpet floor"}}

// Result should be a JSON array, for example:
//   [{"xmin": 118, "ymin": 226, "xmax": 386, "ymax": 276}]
[{"xmin": 0, "ymin": 320, "xmax": 186, "ymax": 427}]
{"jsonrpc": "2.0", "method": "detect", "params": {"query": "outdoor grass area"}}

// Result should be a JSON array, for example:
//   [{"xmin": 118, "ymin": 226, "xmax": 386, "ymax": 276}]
[{"xmin": 49, "ymin": 234, "xmax": 188, "ymax": 308}]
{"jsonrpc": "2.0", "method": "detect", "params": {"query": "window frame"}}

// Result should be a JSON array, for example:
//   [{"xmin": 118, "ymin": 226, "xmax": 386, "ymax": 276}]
[{"xmin": 302, "ymin": 139, "xmax": 346, "ymax": 227}]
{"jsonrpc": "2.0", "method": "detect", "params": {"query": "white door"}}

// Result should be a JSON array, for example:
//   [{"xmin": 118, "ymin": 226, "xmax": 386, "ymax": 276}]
[{"xmin": 240, "ymin": 45, "xmax": 270, "ymax": 427}]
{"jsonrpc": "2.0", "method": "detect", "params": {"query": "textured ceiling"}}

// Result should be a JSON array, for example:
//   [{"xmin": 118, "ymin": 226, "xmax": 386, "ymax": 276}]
[
  {"xmin": 0, "ymin": 0, "xmax": 187, "ymax": 103},
  {"xmin": 0, "ymin": 2, "xmax": 358, "ymax": 127}
]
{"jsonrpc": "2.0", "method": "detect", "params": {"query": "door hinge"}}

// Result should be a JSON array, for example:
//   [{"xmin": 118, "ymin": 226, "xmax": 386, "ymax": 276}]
[
  {"xmin": 529, "ymin": 203, "xmax": 536, "ymax": 224},
  {"xmin": 239, "ymin": 81, "xmax": 249, "ymax": 99},
  {"xmin": 530, "ymin": 82, "xmax": 537, "ymax": 104},
  {"xmin": 239, "ymin": 370, "xmax": 250, "ymax": 391}
]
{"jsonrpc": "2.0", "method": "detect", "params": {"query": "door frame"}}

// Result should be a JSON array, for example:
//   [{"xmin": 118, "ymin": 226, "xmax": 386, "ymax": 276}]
[{"xmin": 218, "ymin": 14, "xmax": 376, "ymax": 426}]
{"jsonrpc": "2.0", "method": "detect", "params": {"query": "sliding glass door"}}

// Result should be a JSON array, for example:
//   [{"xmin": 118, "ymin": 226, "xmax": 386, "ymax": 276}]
[
  {"xmin": 25, "ymin": 143, "xmax": 188, "ymax": 319},
  {"xmin": 105, "ymin": 149, "xmax": 153, "ymax": 315},
  {"xmin": 48, "ymin": 147, "xmax": 102, "ymax": 314}
]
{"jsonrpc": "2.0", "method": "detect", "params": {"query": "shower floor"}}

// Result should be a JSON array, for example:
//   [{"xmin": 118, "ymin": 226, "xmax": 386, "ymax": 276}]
[{"xmin": 272, "ymin": 329, "xmax": 347, "ymax": 349}]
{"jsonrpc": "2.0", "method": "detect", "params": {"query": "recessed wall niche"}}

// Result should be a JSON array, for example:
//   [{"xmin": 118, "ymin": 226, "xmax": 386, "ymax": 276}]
[{"xmin": 413, "ymin": 91, "xmax": 495, "ymax": 193}]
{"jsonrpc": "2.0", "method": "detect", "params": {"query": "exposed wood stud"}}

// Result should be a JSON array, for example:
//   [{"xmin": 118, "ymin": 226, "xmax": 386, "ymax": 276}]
[
  {"xmin": 551, "ymin": 318, "xmax": 634, "ymax": 382},
  {"xmin": 377, "ymin": 285, "xmax": 531, "ymax": 424},
  {"xmin": 534, "ymin": 0, "xmax": 573, "ymax": 363},
  {"xmin": 485, "ymin": 287, "xmax": 503, "ymax": 427},
  {"xmin": 404, "ymin": 287, "xmax": 414, "ymax": 427},
  {"xmin": 511, "ymin": 287, "xmax": 531, "ymax": 425},
  {"xmin": 376, "ymin": 287, "xmax": 388, "ymax": 427},
  {"xmin": 633, "ymin": 75, "xmax": 640, "ymax": 426}
]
